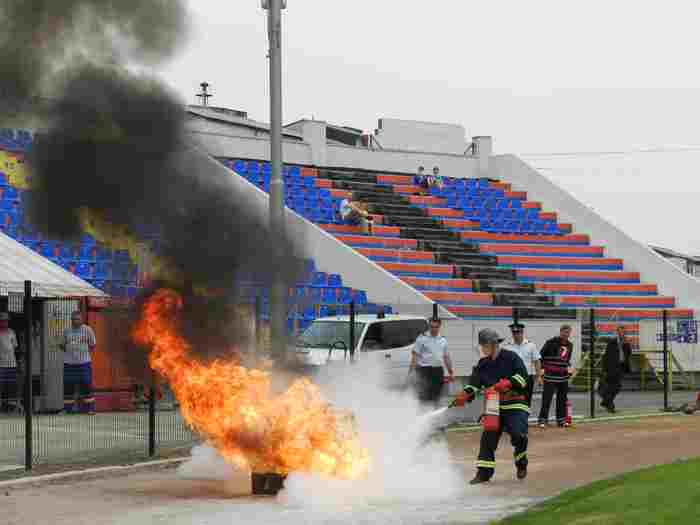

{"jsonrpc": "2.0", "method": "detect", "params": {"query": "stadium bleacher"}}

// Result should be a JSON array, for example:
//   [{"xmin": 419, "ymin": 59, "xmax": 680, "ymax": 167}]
[
  {"xmin": 0, "ymin": 130, "xmax": 386, "ymax": 333},
  {"xmin": 223, "ymin": 158, "xmax": 694, "ymax": 345}
]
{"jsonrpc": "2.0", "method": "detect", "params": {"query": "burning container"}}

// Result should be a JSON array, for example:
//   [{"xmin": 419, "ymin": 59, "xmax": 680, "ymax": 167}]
[{"xmin": 251, "ymin": 473, "xmax": 287, "ymax": 496}]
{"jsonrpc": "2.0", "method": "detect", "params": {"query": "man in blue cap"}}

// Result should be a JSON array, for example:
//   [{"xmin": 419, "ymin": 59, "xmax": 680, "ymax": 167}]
[{"xmin": 454, "ymin": 328, "xmax": 530, "ymax": 484}]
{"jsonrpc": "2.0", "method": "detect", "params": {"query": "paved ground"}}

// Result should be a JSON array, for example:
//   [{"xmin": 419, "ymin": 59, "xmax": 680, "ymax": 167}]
[{"xmin": 3, "ymin": 415, "xmax": 699, "ymax": 525}]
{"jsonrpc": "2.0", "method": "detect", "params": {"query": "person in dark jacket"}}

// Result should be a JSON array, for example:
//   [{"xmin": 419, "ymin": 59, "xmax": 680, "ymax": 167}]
[
  {"xmin": 454, "ymin": 328, "xmax": 530, "ymax": 484},
  {"xmin": 599, "ymin": 325, "xmax": 632, "ymax": 413},
  {"xmin": 537, "ymin": 325, "xmax": 576, "ymax": 428}
]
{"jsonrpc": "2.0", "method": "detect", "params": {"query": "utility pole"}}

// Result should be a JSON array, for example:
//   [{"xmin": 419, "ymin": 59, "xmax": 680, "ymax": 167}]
[{"xmin": 263, "ymin": 0, "xmax": 287, "ymax": 360}]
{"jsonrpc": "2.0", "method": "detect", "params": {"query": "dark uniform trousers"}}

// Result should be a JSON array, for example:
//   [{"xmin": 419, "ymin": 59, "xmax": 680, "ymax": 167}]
[
  {"xmin": 538, "ymin": 380, "xmax": 568, "ymax": 425},
  {"xmin": 476, "ymin": 409, "xmax": 529, "ymax": 479}
]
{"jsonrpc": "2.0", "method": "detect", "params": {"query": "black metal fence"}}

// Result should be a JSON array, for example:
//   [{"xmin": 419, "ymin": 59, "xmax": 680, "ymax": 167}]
[{"xmin": 0, "ymin": 281, "xmax": 197, "ymax": 473}]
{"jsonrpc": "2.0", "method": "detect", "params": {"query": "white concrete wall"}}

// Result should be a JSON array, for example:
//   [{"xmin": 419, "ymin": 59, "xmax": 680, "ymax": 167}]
[
  {"xmin": 375, "ymin": 118, "xmax": 467, "ymax": 155},
  {"xmin": 186, "ymin": 126, "xmax": 481, "ymax": 179},
  {"xmin": 188, "ymin": 145, "xmax": 456, "ymax": 318},
  {"xmin": 492, "ymin": 155, "xmax": 700, "ymax": 311}
]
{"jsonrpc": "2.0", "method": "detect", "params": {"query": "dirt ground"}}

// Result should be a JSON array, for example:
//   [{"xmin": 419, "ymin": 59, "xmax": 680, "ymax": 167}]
[
  {"xmin": 3, "ymin": 415, "xmax": 700, "ymax": 525},
  {"xmin": 448, "ymin": 415, "xmax": 700, "ymax": 500}
]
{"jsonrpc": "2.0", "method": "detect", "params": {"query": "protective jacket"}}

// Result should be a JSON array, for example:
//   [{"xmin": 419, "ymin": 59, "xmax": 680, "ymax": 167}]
[{"xmin": 464, "ymin": 349, "xmax": 530, "ymax": 413}]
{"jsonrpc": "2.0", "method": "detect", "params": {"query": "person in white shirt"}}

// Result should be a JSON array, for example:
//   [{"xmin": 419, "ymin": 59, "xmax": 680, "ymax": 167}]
[
  {"xmin": 60, "ymin": 311, "xmax": 97, "ymax": 415},
  {"xmin": 0, "ymin": 312, "xmax": 19, "ymax": 412},
  {"xmin": 409, "ymin": 318, "xmax": 454, "ymax": 408},
  {"xmin": 502, "ymin": 322, "xmax": 542, "ymax": 406},
  {"xmin": 339, "ymin": 196, "xmax": 372, "ymax": 234}
]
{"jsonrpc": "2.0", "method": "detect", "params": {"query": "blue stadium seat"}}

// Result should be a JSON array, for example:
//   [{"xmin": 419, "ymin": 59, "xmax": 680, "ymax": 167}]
[
  {"xmin": 81, "ymin": 234, "xmax": 96, "ymax": 246},
  {"xmin": 302, "ymin": 305, "xmax": 316, "ymax": 320},
  {"xmin": 478, "ymin": 179, "xmax": 490, "ymax": 189},
  {"xmin": 527, "ymin": 209, "xmax": 540, "ymax": 220},
  {"xmin": 89, "ymin": 279, "xmax": 105, "ymax": 291},
  {"xmin": 338, "ymin": 287, "xmax": 352, "ymax": 304},
  {"xmin": 544, "ymin": 222, "xmax": 559, "ymax": 235},
  {"xmin": 0, "ymin": 199, "xmax": 12, "ymax": 211},
  {"xmin": 319, "ymin": 189, "xmax": 331, "ymax": 199},
  {"xmin": 318, "ymin": 305, "xmax": 332, "ymax": 318},
  {"xmin": 353, "ymin": 290, "xmax": 367, "ymax": 305},
  {"xmin": 327, "ymin": 274, "xmax": 342, "ymax": 287},
  {"xmin": 233, "ymin": 160, "xmax": 246, "ymax": 174},
  {"xmin": 312, "ymin": 272, "xmax": 327, "ymax": 286},
  {"xmin": 262, "ymin": 162, "xmax": 272, "ymax": 175},
  {"xmin": 288, "ymin": 166, "xmax": 301, "ymax": 178},
  {"xmin": 0, "ymin": 173, "xmax": 6, "ymax": 186},
  {"xmin": 80, "ymin": 245, "xmax": 97, "ymax": 261},
  {"xmin": 533, "ymin": 221, "xmax": 547, "ymax": 234},
  {"xmin": 322, "ymin": 287, "xmax": 338, "ymax": 304},
  {"xmin": 75, "ymin": 262, "xmax": 93, "ymax": 279},
  {"xmin": 514, "ymin": 209, "xmax": 527, "ymax": 221},
  {"xmin": 308, "ymin": 209, "xmax": 323, "ymax": 223},
  {"xmin": 302, "ymin": 176, "xmax": 315, "ymax": 189},
  {"xmin": 2, "ymin": 186, "xmax": 18, "ymax": 201},
  {"xmin": 294, "ymin": 285, "xmax": 307, "ymax": 300},
  {"xmin": 247, "ymin": 161, "xmax": 260, "ymax": 176}
]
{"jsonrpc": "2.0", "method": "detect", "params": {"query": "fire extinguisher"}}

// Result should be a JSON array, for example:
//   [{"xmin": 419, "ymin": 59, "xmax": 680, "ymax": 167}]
[
  {"xmin": 565, "ymin": 400, "xmax": 573, "ymax": 426},
  {"xmin": 481, "ymin": 389, "xmax": 501, "ymax": 432}
]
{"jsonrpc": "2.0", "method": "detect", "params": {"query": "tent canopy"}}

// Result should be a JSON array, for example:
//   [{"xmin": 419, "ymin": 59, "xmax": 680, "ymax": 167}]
[{"xmin": 0, "ymin": 232, "xmax": 107, "ymax": 298}]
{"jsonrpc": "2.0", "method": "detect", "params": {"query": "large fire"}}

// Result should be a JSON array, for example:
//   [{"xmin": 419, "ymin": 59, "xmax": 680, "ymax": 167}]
[{"xmin": 132, "ymin": 288, "xmax": 371, "ymax": 478}]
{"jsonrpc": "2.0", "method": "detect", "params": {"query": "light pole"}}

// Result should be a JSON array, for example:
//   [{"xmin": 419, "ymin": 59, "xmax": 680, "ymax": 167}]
[{"xmin": 263, "ymin": 0, "xmax": 287, "ymax": 360}]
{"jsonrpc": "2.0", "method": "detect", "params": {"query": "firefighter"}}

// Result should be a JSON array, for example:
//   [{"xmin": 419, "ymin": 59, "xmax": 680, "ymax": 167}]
[
  {"xmin": 538, "ymin": 325, "xmax": 576, "ymax": 428},
  {"xmin": 454, "ymin": 328, "xmax": 530, "ymax": 485}
]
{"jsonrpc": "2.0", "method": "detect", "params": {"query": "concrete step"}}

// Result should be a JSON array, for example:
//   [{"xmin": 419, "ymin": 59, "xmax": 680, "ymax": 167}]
[
  {"xmin": 418, "ymin": 239, "xmax": 480, "ymax": 254},
  {"xmin": 400, "ymin": 227, "xmax": 461, "ymax": 242},
  {"xmin": 437, "ymin": 253, "xmax": 498, "ymax": 266},
  {"xmin": 352, "ymin": 191, "xmax": 408, "ymax": 205},
  {"xmin": 493, "ymin": 294, "xmax": 557, "ymax": 307},
  {"xmin": 371, "ymin": 204, "xmax": 426, "ymax": 217},
  {"xmin": 320, "ymin": 170, "xmax": 377, "ymax": 184},
  {"xmin": 473, "ymin": 280, "xmax": 536, "ymax": 294},
  {"xmin": 456, "ymin": 265, "xmax": 517, "ymax": 280},
  {"xmin": 333, "ymin": 180, "xmax": 393, "ymax": 193}
]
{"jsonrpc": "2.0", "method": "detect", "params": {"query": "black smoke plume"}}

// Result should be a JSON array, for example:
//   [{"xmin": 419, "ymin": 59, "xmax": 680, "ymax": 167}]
[{"xmin": 0, "ymin": 1, "xmax": 304, "ymax": 366}]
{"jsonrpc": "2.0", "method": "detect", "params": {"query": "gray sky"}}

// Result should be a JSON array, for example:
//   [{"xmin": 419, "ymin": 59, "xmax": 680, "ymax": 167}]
[{"xmin": 158, "ymin": 0, "xmax": 700, "ymax": 255}]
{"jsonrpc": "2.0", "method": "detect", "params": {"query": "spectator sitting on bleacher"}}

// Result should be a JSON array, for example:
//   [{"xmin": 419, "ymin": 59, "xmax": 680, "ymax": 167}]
[
  {"xmin": 416, "ymin": 166, "xmax": 444, "ymax": 193},
  {"xmin": 429, "ymin": 166, "xmax": 444, "ymax": 191},
  {"xmin": 415, "ymin": 165, "xmax": 427, "ymax": 190},
  {"xmin": 340, "ymin": 196, "xmax": 373, "ymax": 234}
]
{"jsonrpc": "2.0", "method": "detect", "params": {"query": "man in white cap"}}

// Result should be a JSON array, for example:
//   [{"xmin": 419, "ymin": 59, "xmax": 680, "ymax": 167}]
[
  {"xmin": 502, "ymin": 322, "xmax": 542, "ymax": 406},
  {"xmin": 0, "ymin": 312, "xmax": 18, "ymax": 412},
  {"xmin": 454, "ymin": 328, "xmax": 530, "ymax": 484}
]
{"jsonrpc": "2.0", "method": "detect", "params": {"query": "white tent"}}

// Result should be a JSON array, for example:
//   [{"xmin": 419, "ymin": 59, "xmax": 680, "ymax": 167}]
[{"xmin": 0, "ymin": 231, "xmax": 106, "ymax": 298}]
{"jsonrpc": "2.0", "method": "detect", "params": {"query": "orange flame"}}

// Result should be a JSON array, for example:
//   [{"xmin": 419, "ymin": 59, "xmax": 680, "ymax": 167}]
[{"xmin": 132, "ymin": 288, "xmax": 370, "ymax": 478}]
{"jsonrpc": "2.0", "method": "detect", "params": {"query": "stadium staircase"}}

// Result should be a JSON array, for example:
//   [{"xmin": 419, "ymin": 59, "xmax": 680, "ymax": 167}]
[{"xmin": 224, "ymin": 158, "xmax": 695, "ymax": 347}]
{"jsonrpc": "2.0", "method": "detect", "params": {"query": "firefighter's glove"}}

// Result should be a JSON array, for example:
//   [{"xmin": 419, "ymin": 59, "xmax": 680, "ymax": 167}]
[{"xmin": 493, "ymin": 379, "xmax": 512, "ymax": 393}]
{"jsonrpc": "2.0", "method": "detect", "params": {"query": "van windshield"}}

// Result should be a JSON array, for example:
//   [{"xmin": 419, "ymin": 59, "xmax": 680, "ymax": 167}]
[{"xmin": 297, "ymin": 321, "xmax": 366, "ymax": 350}]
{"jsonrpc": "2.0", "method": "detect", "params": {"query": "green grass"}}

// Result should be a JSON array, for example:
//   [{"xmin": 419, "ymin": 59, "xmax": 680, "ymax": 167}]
[{"xmin": 497, "ymin": 458, "xmax": 700, "ymax": 525}]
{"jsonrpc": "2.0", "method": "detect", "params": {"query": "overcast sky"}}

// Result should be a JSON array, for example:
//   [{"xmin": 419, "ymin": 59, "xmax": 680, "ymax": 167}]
[{"xmin": 158, "ymin": 0, "xmax": 700, "ymax": 256}]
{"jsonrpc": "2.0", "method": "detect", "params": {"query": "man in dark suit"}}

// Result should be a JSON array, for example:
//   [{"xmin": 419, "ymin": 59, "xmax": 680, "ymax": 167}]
[{"xmin": 600, "ymin": 325, "xmax": 632, "ymax": 413}]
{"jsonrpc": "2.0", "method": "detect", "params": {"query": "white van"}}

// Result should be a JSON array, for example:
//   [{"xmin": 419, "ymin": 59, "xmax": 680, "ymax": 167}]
[{"xmin": 292, "ymin": 314, "xmax": 429, "ymax": 387}]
